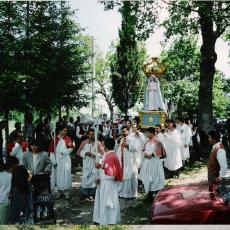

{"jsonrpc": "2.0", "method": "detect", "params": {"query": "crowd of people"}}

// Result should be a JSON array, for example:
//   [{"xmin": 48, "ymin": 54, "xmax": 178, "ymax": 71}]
[{"xmin": 0, "ymin": 113, "xmax": 229, "ymax": 225}]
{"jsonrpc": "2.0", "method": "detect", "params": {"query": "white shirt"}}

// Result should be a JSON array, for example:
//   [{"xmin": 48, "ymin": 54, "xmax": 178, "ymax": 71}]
[
  {"xmin": 0, "ymin": 171, "xmax": 12, "ymax": 204},
  {"xmin": 33, "ymin": 154, "xmax": 39, "ymax": 172},
  {"xmin": 213, "ymin": 142, "xmax": 228, "ymax": 178},
  {"xmin": 10, "ymin": 142, "xmax": 24, "ymax": 165}
]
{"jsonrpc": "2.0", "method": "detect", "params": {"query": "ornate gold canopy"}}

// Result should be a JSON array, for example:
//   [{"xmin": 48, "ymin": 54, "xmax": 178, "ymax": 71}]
[{"xmin": 142, "ymin": 57, "xmax": 165, "ymax": 77}]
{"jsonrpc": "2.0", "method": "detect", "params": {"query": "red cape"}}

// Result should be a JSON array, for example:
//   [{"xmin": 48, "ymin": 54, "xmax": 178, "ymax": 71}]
[
  {"xmin": 143, "ymin": 137, "xmax": 166, "ymax": 157},
  {"xmin": 7, "ymin": 141, "xmax": 28, "ymax": 154},
  {"xmin": 48, "ymin": 135, "xmax": 74, "ymax": 153},
  {"xmin": 102, "ymin": 150, "xmax": 123, "ymax": 182}
]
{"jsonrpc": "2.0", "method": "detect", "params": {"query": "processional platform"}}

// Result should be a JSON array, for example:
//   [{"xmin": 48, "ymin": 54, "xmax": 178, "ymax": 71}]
[{"xmin": 138, "ymin": 110, "xmax": 167, "ymax": 129}]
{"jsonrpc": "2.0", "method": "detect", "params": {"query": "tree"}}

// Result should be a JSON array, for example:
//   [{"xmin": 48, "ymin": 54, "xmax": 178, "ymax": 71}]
[
  {"xmin": 0, "ymin": 2, "xmax": 26, "ymax": 141},
  {"xmin": 103, "ymin": 0, "xmax": 230, "ymax": 133},
  {"xmin": 161, "ymin": 36, "xmax": 200, "ymax": 116},
  {"xmin": 212, "ymin": 72, "xmax": 229, "ymax": 118},
  {"xmin": 55, "ymin": 2, "xmax": 91, "ymax": 117},
  {"xmin": 18, "ymin": 1, "xmax": 91, "ymax": 118},
  {"xmin": 161, "ymin": 36, "xmax": 229, "ymax": 118},
  {"xmin": 95, "ymin": 51, "xmax": 115, "ymax": 120},
  {"xmin": 163, "ymin": 1, "xmax": 230, "ymax": 133},
  {"xmin": 110, "ymin": 1, "xmax": 146, "ymax": 115}
]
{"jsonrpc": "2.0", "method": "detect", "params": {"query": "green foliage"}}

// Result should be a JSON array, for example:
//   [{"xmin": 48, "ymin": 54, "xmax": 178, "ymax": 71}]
[
  {"xmin": 213, "ymin": 72, "xmax": 229, "ymax": 118},
  {"xmin": 161, "ymin": 36, "xmax": 229, "ymax": 117},
  {"xmin": 0, "ymin": 1, "xmax": 91, "ymax": 118},
  {"xmin": 110, "ymin": 2, "xmax": 147, "ymax": 115},
  {"xmin": 0, "ymin": 2, "xmax": 26, "ymax": 116},
  {"xmin": 161, "ymin": 37, "xmax": 200, "ymax": 115}
]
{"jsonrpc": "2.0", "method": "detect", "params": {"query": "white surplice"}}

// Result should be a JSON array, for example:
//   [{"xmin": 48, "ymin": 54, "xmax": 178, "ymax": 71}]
[
  {"xmin": 116, "ymin": 135, "xmax": 139, "ymax": 198},
  {"xmin": 10, "ymin": 143, "xmax": 24, "ymax": 165},
  {"xmin": 138, "ymin": 140, "xmax": 165, "ymax": 193},
  {"xmin": 164, "ymin": 129, "xmax": 183, "ymax": 171},
  {"xmin": 179, "ymin": 123, "xmax": 192, "ymax": 161},
  {"xmin": 129, "ymin": 131, "xmax": 146, "ymax": 169},
  {"xmin": 93, "ymin": 162, "xmax": 120, "ymax": 224},
  {"xmin": 80, "ymin": 142, "xmax": 97, "ymax": 189},
  {"xmin": 55, "ymin": 138, "xmax": 73, "ymax": 190}
]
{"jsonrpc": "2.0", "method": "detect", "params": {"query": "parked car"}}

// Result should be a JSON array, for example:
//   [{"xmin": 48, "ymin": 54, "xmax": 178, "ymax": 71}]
[{"xmin": 149, "ymin": 180, "xmax": 230, "ymax": 224}]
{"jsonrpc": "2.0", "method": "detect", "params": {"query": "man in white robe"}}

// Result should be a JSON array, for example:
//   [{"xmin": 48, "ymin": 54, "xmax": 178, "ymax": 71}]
[
  {"xmin": 138, "ymin": 127, "xmax": 165, "ymax": 200},
  {"xmin": 93, "ymin": 138, "xmax": 122, "ymax": 224},
  {"xmin": 155, "ymin": 124, "xmax": 166, "ymax": 148},
  {"xmin": 163, "ymin": 120, "xmax": 183, "ymax": 178},
  {"xmin": 177, "ymin": 117, "xmax": 192, "ymax": 164},
  {"xmin": 130, "ymin": 123, "xmax": 146, "ymax": 169},
  {"xmin": 77, "ymin": 128, "xmax": 104, "ymax": 199},
  {"xmin": 48, "ymin": 125, "xmax": 74, "ymax": 199},
  {"xmin": 115, "ymin": 126, "xmax": 139, "ymax": 198}
]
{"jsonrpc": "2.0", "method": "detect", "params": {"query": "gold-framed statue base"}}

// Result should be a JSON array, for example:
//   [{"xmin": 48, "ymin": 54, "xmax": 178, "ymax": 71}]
[{"xmin": 138, "ymin": 110, "xmax": 167, "ymax": 129}]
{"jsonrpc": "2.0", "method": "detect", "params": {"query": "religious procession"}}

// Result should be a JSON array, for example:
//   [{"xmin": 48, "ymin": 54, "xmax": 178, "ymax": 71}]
[{"xmin": 1, "ymin": 0, "xmax": 230, "ymax": 227}]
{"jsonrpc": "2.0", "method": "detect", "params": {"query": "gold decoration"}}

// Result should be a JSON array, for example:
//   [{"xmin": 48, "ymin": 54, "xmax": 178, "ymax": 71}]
[{"xmin": 142, "ymin": 57, "xmax": 165, "ymax": 77}]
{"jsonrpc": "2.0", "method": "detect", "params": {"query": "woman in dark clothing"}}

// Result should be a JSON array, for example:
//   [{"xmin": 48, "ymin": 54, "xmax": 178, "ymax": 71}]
[{"xmin": 9, "ymin": 164, "xmax": 34, "ymax": 224}]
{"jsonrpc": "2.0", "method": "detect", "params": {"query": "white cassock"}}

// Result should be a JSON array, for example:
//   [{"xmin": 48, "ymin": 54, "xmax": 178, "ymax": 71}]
[
  {"xmin": 10, "ymin": 143, "xmax": 24, "ymax": 165},
  {"xmin": 55, "ymin": 138, "xmax": 73, "ymax": 190},
  {"xmin": 156, "ymin": 132, "xmax": 166, "ymax": 148},
  {"xmin": 80, "ymin": 142, "xmax": 97, "ymax": 189},
  {"xmin": 93, "ymin": 154, "xmax": 103, "ymax": 224},
  {"xmin": 50, "ymin": 152, "xmax": 56, "ymax": 190},
  {"xmin": 179, "ymin": 123, "xmax": 192, "ymax": 161},
  {"xmin": 93, "ymin": 170, "xmax": 120, "ymax": 224},
  {"xmin": 138, "ymin": 140, "xmax": 165, "ymax": 193},
  {"xmin": 164, "ymin": 129, "xmax": 183, "ymax": 171},
  {"xmin": 116, "ymin": 135, "xmax": 139, "ymax": 198},
  {"xmin": 130, "ymin": 131, "xmax": 146, "ymax": 169}
]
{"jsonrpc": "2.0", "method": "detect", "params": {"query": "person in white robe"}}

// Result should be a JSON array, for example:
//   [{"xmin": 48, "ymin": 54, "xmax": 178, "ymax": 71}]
[
  {"xmin": 130, "ymin": 123, "xmax": 146, "ymax": 169},
  {"xmin": 177, "ymin": 117, "xmax": 192, "ymax": 164},
  {"xmin": 163, "ymin": 120, "xmax": 183, "ymax": 178},
  {"xmin": 0, "ymin": 156, "xmax": 18, "ymax": 224},
  {"xmin": 93, "ymin": 138, "xmax": 123, "ymax": 224},
  {"xmin": 115, "ymin": 125, "xmax": 139, "ymax": 198},
  {"xmin": 48, "ymin": 124, "xmax": 74, "ymax": 199},
  {"xmin": 9, "ymin": 132, "xmax": 24, "ymax": 165},
  {"xmin": 155, "ymin": 124, "xmax": 167, "ymax": 162},
  {"xmin": 138, "ymin": 127, "xmax": 165, "ymax": 200},
  {"xmin": 93, "ymin": 152, "xmax": 104, "ymax": 223},
  {"xmin": 77, "ymin": 128, "xmax": 104, "ymax": 199}
]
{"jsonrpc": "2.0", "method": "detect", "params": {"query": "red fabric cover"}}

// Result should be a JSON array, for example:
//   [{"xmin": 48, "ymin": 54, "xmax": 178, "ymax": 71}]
[
  {"xmin": 7, "ymin": 143, "xmax": 15, "ymax": 155},
  {"xmin": 48, "ymin": 135, "xmax": 74, "ymax": 153},
  {"xmin": 102, "ymin": 150, "xmax": 123, "ymax": 182},
  {"xmin": 143, "ymin": 137, "xmax": 165, "ymax": 157}
]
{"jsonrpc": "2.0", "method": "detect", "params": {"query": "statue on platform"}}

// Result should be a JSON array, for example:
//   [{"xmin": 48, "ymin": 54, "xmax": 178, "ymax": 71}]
[{"xmin": 142, "ymin": 57, "xmax": 167, "ymax": 113}]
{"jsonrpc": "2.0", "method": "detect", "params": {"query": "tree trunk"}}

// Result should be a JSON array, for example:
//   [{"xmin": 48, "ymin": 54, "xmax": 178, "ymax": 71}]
[
  {"xmin": 198, "ymin": 2, "xmax": 217, "ymax": 134},
  {"xmin": 109, "ymin": 104, "xmax": 114, "ymax": 121},
  {"xmin": 66, "ymin": 107, "xmax": 69, "ymax": 118},
  {"xmin": 4, "ymin": 111, "xmax": 9, "ymax": 147},
  {"xmin": 58, "ymin": 107, "xmax": 62, "ymax": 120}
]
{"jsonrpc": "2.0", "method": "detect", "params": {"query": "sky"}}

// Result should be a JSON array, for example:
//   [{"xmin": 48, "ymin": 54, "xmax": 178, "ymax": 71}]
[{"xmin": 70, "ymin": 0, "xmax": 230, "ymax": 78}]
